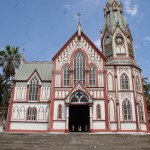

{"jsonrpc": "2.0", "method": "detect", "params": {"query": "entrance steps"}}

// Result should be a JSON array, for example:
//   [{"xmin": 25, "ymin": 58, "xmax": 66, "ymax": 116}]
[{"xmin": 0, "ymin": 132, "xmax": 150, "ymax": 150}]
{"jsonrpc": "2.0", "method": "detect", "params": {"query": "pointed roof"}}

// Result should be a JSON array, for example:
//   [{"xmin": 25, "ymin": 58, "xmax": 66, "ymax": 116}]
[
  {"xmin": 108, "ymin": 0, "xmax": 118, "ymax": 4},
  {"xmin": 52, "ymin": 31, "xmax": 106, "ymax": 61},
  {"xmin": 103, "ymin": 0, "xmax": 129, "ymax": 34},
  {"xmin": 65, "ymin": 81, "xmax": 94, "ymax": 103}
]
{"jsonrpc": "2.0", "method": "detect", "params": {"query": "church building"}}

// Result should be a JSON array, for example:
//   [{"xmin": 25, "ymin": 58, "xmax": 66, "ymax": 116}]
[{"xmin": 6, "ymin": 0, "xmax": 149, "ymax": 133}]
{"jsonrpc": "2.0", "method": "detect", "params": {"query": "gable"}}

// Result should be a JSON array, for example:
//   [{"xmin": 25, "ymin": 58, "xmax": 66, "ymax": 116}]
[{"xmin": 52, "ymin": 31, "xmax": 106, "ymax": 71}]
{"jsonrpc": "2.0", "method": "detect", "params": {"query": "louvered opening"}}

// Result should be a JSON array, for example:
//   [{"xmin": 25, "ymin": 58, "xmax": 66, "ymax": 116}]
[
  {"xmin": 105, "ymin": 42, "xmax": 113, "ymax": 57},
  {"xmin": 128, "ymin": 43, "xmax": 134, "ymax": 58}
]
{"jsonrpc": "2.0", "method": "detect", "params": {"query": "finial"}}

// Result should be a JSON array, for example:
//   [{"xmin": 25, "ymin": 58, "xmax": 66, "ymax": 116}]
[
  {"xmin": 76, "ymin": 12, "xmax": 82, "ymax": 36},
  {"xmin": 77, "ymin": 12, "xmax": 81, "ymax": 24}
]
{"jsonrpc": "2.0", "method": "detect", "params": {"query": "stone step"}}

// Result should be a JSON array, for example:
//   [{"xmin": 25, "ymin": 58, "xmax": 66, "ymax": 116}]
[{"xmin": 0, "ymin": 133, "xmax": 150, "ymax": 150}]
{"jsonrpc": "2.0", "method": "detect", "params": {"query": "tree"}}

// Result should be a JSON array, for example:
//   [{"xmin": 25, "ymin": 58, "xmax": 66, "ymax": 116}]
[
  {"xmin": 0, "ymin": 45, "xmax": 22, "ymax": 125},
  {"xmin": 0, "ymin": 74, "xmax": 12, "ymax": 121}
]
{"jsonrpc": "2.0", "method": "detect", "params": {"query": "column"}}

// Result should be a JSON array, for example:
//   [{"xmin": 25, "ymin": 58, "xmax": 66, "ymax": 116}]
[
  {"xmin": 89, "ymin": 105, "xmax": 93, "ymax": 132},
  {"xmin": 65, "ymin": 105, "xmax": 69, "ymax": 133}
]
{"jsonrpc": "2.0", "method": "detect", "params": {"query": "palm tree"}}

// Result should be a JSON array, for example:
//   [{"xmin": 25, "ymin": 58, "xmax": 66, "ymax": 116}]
[
  {"xmin": 0, "ymin": 74, "xmax": 12, "ymax": 122},
  {"xmin": 0, "ymin": 45, "xmax": 22, "ymax": 125}
]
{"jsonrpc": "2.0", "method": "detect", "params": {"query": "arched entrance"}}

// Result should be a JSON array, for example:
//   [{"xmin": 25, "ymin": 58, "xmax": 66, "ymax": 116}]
[{"xmin": 69, "ymin": 91, "xmax": 90, "ymax": 132}]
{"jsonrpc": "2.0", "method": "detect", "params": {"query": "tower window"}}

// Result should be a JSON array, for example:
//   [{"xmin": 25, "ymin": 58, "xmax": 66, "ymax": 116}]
[
  {"xmin": 123, "ymin": 99, "xmax": 132, "ymax": 121},
  {"xmin": 136, "ymin": 77, "xmax": 141, "ymax": 92},
  {"xmin": 121, "ymin": 74, "xmax": 129, "ymax": 90},
  {"xmin": 104, "ymin": 36, "xmax": 113, "ymax": 57},
  {"xmin": 74, "ymin": 52, "xmax": 85, "ymax": 85},
  {"xmin": 128, "ymin": 42, "xmax": 134, "ymax": 57},
  {"xmin": 139, "ymin": 101, "xmax": 144, "ymax": 122},
  {"xmin": 89, "ymin": 66, "xmax": 95, "ymax": 86},
  {"xmin": 29, "ymin": 77, "xmax": 39, "ymax": 101},
  {"xmin": 64, "ymin": 67, "xmax": 70, "ymax": 86}
]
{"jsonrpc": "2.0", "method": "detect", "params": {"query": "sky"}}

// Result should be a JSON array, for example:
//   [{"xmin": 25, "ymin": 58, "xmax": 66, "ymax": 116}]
[{"xmin": 0, "ymin": 0, "xmax": 150, "ymax": 80}]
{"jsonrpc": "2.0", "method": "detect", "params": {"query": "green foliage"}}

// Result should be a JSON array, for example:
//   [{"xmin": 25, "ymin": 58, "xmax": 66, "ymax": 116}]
[
  {"xmin": 143, "ymin": 78, "xmax": 150, "ymax": 109},
  {"xmin": 0, "ymin": 45, "xmax": 22, "ymax": 79},
  {"xmin": 0, "ymin": 74, "xmax": 12, "ymax": 104},
  {"xmin": 0, "ymin": 45, "xmax": 22, "ymax": 124}
]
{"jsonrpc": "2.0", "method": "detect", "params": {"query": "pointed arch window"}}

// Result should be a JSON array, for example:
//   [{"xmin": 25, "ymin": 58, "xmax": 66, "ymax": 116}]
[
  {"xmin": 74, "ymin": 52, "xmax": 85, "ymax": 85},
  {"xmin": 29, "ymin": 77, "xmax": 39, "ymax": 101},
  {"xmin": 26, "ymin": 107, "xmax": 32, "ymax": 120},
  {"xmin": 123, "ymin": 99, "xmax": 132, "ymax": 121},
  {"xmin": 139, "ymin": 101, "xmax": 144, "ymax": 122},
  {"xmin": 70, "ymin": 91, "xmax": 88, "ymax": 103},
  {"xmin": 136, "ymin": 77, "xmax": 141, "ymax": 92},
  {"xmin": 26, "ymin": 107, "xmax": 37, "ymax": 121},
  {"xmin": 121, "ymin": 74, "xmax": 129, "ymax": 90},
  {"xmin": 64, "ymin": 67, "xmax": 70, "ymax": 86},
  {"xmin": 32, "ymin": 107, "xmax": 37, "ymax": 120},
  {"xmin": 89, "ymin": 66, "xmax": 95, "ymax": 86},
  {"xmin": 97, "ymin": 104, "xmax": 101, "ymax": 120},
  {"xmin": 58, "ymin": 104, "xmax": 62, "ymax": 120}
]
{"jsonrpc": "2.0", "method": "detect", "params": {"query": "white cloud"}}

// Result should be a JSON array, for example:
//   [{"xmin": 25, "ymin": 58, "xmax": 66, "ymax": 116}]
[
  {"xmin": 94, "ymin": 39, "xmax": 101, "ymax": 49},
  {"xmin": 124, "ymin": 0, "xmax": 138, "ymax": 16},
  {"xmin": 64, "ymin": 4, "xmax": 71, "ymax": 10},
  {"xmin": 144, "ymin": 37, "xmax": 150, "ymax": 42}
]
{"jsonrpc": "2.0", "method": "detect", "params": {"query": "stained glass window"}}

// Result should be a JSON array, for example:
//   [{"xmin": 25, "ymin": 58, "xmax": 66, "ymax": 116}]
[
  {"xmin": 58, "ymin": 105, "xmax": 62, "ymax": 120},
  {"xmin": 139, "ymin": 101, "xmax": 144, "ymax": 122},
  {"xmin": 123, "ymin": 99, "xmax": 132, "ymax": 121},
  {"xmin": 64, "ymin": 67, "xmax": 70, "ymax": 86},
  {"xmin": 121, "ymin": 74, "xmax": 129, "ymax": 90},
  {"xmin": 89, "ymin": 66, "xmax": 95, "ymax": 86},
  {"xmin": 29, "ymin": 78, "xmax": 39, "ymax": 101},
  {"xmin": 74, "ymin": 52, "xmax": 85, "ymax": 85}
]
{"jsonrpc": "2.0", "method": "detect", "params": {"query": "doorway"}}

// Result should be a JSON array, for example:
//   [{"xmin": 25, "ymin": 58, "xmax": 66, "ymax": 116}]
[{"xmin": 69, "ymin": 105, "xmax": 89, "ymax": 132}]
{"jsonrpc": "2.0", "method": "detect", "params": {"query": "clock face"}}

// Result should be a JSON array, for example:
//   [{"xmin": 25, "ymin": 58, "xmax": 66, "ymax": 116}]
[{"xmin": 115, "ymin": 36, "xmax": 124, "ymax": 44}]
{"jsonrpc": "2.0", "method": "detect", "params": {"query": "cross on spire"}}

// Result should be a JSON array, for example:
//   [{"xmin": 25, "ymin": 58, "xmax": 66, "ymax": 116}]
[
  {"xmin": 76, "ymin": 12, "xmax": 81, "ymax": 24},
  {"xmin": 76, "ymin": 12, "xmax": 82, "ymax": 36}
]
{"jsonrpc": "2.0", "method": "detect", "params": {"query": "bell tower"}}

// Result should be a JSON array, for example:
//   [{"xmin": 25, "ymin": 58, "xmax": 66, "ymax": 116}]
[{"xmin": 101, "ymin": 0, "xmax": 135, "ymax": 65}]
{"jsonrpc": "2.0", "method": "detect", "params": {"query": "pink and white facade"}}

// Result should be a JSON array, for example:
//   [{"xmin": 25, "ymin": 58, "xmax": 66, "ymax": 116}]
[{"xmin": 6, "ymin": 0, "xmax": 149, "ymax": 133}]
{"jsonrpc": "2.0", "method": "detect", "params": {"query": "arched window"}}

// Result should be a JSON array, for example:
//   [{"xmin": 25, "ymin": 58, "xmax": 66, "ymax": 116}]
[
  {"xmin": 89, "ymin": 66, "xmax": 95, "ymax": 86},
  {"xmin": 26, "ymin": 107, "xmax": 37, "ymax": 121},
  {"xmin": 32, "ymin": 107, "xmax": 37, "ymax": 121},
  {"xmin": 139, "ymin": 101, "xmax": 144, "ymax": 122},
  {"xmin": 29, "ymin": 77, "xmax": 39, "ymax": 101},
  {"xmin": 108, "ymin": 74, "xmax": 113, "ymax": 91},
  {"xmin": 121, "ymin": 74, "xmax": 129, "ymax": 90},
  {"xmin": 64, "ymin": 67, "xmax": 70, "ymax": 86},
  {"xmin": 74, "ymin": 52, "xmax": 85, "ymax": 85},
  {"xmin": 58, "ymin": 104, "xmax": 62, "ymax": 120},
  {"xmin": 70, "ymin": 91, "xmax": 88, "ymax": 103},
  {"xmin": 136, "ymin": 77, "xmax": 141, "ymax": 92},
  {"xmin": 123, "ymin": 99, "xmax": 132, "ymax": 121},
  {"xmin": 97, "ymin": 104, "xmax": 101, "ymax": 120},
  {"xmin": 26, "ymin": 107, "xmax": 32, "ymax": 120},
  {"xmin": 109, "ymin": 99, "xmax": 115, "ymax": 121}
]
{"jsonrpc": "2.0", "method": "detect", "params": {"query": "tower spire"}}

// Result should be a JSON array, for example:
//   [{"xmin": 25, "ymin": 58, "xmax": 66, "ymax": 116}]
[
  {"xmin": 76, "ymin": 12, "xmax": 82, "ymax": 36},
  {"xmin": 103, "ymin": 0, "xmax": 128, "ymax": 33},
  {"xmin": 108, "ymin": 0, "xmax": 118, "ymax": 4},
  {"xmin": 101, "ymin": 0, "xmax": 135, "ymax": 65}
]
